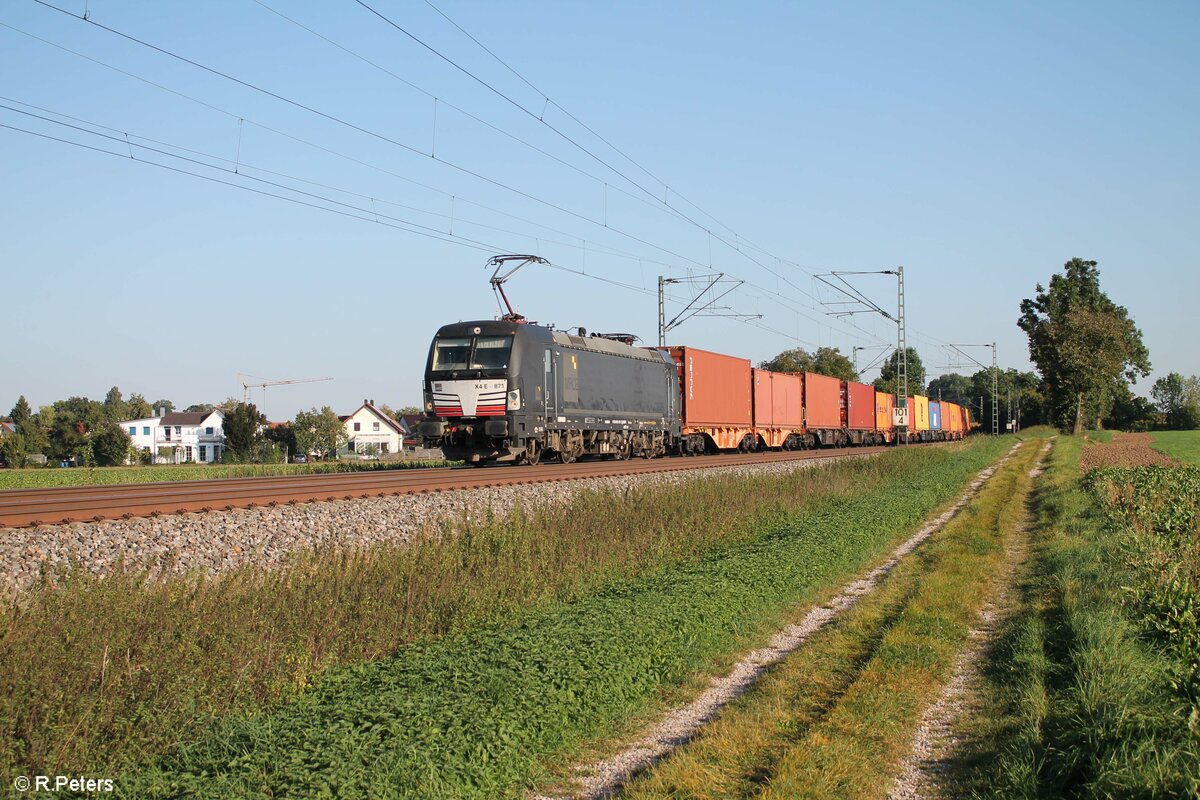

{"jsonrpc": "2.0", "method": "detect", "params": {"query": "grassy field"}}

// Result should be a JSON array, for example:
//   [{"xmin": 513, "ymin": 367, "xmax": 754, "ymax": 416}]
[
  {"xmin": 621, "ymin": 436, "xmax": 1042, "ymax": 799},
  {"xmin": 0, "ymin": 437, "xmax": 1011, "ymax": 797},
  {"xmin": 0, "ymin": 458, "xmax": 452, "ymax": 489},
  {"xmin": 1150, "ymin": 429, "xmax": 1200, "ymax": 464},
  {"xmin": 956, "ymin": 436, "xmax": 1200, "ymax": 797}
]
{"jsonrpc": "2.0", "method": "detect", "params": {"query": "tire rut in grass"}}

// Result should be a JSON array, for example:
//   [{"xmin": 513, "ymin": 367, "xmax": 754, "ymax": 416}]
[
  {"xmin": 538, "ymin": 443, "xmax": 1022, "ymax": 800},
  {"xmin": 887, "ymin": 439, "xmax": 1050, "ymax": 800}
]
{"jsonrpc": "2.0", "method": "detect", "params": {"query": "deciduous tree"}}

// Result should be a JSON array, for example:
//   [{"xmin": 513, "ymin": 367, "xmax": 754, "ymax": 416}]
[
  {"xmin": 223, "ymin": 403, "xmax": 267, "ymax": 460},
  {"xmin": 1018, "ymin": 259, "xmax": 1150, "ymax": 433},
  {"xmin": 293, "ymin": 407, "xmax": 348, "ymax": 460},
  {"xmin": 759, "ymin": 347, "xmax": 858, "ymax": 381},
  {"xmin": 1152, "ymin": 372, "xmax": 1200, "ymax": 429},
  {"xmin": 91, "ymin": 421, "xmax": 133, "ymax": 466},
  {"xmin": 872, "ymin": 348, "xmax": 926, "ymax": 395},
  {"xmin": 127, "ymin": 393, "xmax": 153, "ymax": 420}
]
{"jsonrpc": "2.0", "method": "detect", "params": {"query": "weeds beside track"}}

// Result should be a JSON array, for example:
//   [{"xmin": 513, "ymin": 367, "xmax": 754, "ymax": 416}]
[{"xmin": 0, "ymin": 437, "xmax": 1010, "ymax": 796}]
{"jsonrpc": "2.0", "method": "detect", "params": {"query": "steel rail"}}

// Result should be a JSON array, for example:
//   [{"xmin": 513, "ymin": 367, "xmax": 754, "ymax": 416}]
[{"xmin": 0, "ymin": 448, "xmax": 886, "ymax": 528}]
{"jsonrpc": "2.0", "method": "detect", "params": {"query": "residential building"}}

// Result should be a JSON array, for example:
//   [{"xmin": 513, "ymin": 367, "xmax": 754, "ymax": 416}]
[
  {"xmin": 339, "ymin": 400, "xmax": 405, "ymax": 456},
  {"xmin": 120, "ymin": 409, "xmax": 226, "ymax": 463}
]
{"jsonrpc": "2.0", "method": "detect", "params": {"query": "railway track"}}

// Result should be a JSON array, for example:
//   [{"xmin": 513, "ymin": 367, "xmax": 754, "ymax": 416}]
[{"xmin": 0, "ymin": 447, "xmax": 886, "ymax": 528}]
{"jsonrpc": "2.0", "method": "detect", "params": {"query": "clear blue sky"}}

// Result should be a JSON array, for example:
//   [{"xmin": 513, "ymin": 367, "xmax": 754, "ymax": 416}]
[{"xmin": 2, "ymin": 0, "xmax": 1196, "ymax": 419}]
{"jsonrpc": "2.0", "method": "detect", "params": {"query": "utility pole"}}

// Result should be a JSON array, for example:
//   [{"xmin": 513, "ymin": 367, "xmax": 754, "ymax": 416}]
[
  {"xmin": 813, "ymin": 266, "xmax": 907, "ymax": 441},
  {"xmin": 658, "ymin": 276, "xmax": 679, "ymax": 347},
  {"xmin": 896, "ymin": 266, "xmax": 908, "ymax": 442},
  {"xmin": 945, "ymin": 343, "xmax": 1000, "ymax": 435},
  {"xmin": 657, "ymin": 273, "xmax": 758, "ymax": 347},
  {"xmin": 992, "ymin": 341, "xmax": 999, "ymax": 436}
]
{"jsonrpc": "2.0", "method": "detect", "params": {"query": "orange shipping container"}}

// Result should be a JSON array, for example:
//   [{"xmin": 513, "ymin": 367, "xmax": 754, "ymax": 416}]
[
  {"xmin": 752, "ymin": 369, "xmax": 804, "ymax": 428},
  {"xmin": 805, "ymin": 372, "xmax": 842, "ymax": 429},
  {"xmin": 875, "ymin": 391, "xmax": 895, "ymax": 433},
  {"xmin": 669, "ymin": 346, "xmax": 752, "ymax": 427}
]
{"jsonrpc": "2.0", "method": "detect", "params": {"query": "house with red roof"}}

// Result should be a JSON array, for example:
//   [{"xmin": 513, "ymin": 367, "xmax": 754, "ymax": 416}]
[{"xmin": 339, "ymin": 399, "xmax": 406, "ymax": 457}]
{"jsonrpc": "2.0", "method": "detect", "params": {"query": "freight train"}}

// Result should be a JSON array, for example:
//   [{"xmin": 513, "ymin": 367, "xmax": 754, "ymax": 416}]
[{"xmin": 418, "ymin": 319, "xmax": 970, "ymax": 466}]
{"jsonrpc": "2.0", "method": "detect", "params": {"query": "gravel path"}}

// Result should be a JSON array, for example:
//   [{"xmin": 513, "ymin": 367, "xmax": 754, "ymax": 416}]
[
  {"xmin": 535, "ymin": 443, "xmax": 1021, "ymax": 800},
  {"xmin": 888, "ymin": 439, "xmax": 1051, "ymax": 800},
  {"xmin": 0, "ymin": 454, "xmax": 872, "ymax": 600}
]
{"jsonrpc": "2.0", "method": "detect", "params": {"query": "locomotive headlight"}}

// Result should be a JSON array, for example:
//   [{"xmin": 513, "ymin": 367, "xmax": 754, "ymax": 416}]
[{"xmin": 507, "ymin": 389, "xmax": 521, "ymax": 410}]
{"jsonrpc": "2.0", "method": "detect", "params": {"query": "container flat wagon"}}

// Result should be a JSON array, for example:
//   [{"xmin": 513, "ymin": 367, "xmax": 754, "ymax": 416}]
[
  {"xmin": 752, "ymin": 369, "xmax": 805, "ymax": 449},
  {"xmin": 670, "ymin": 346, "xmax": 754, "ymax": 453},
  {"xmin": 845, "ymin": 381, "xmax": 878, "ymax": 445},
  {"xmin": 874, "ymin": 391, "xmax": 896, "ymax": 444},
  {"xmin": 804, "ymin": 372, "xmax": 844, "ymax": 446}
]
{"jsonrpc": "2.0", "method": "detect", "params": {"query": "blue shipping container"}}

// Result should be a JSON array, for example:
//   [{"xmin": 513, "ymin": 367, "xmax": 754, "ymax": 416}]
[{"xmin": 929, "ymin": 401, "xmax": 942, "ymax": 430}]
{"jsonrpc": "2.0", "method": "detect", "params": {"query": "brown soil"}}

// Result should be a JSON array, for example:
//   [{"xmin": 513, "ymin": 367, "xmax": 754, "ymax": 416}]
[{"xmin": 1080, "ymin": 432, "xmax": 1179, "ymax": 471}]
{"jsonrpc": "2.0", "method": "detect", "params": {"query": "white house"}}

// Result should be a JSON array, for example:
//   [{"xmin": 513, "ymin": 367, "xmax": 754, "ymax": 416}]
[
  {"xmin": 120, "ymin": 409, "xmax": 226, "ymax": 464},
  {"xmin": 339, "ymin": 400, "xmax": 405, "ymax": 456}
]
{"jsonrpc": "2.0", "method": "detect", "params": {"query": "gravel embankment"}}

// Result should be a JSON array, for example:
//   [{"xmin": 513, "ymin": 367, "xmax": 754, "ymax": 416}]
[{"xmin": 1, "ymin": 456, "xmax": 870, "ymax": 599}]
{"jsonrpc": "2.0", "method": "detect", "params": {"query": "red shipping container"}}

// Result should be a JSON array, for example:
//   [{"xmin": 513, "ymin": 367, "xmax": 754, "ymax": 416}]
[
  {"xmin": 846, "ymin": 381, "xmax": 875, "ymax": 430},
  {"xmin": 875, "ymin": 391, "xmax": 895, "ymax": 432},
  {"xmin": 753, "ymin": 369, "xmax": 804, "ymax": 428},
  {"xmin": 670, "ymin": 346, "xmax": 752, "ymax": 427},
  {"xmin": 804, "ymin": 372, "xmax": 841, "ymax": 429}
]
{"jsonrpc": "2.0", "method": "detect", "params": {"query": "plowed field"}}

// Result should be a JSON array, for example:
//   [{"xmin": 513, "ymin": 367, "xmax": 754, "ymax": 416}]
[{"xmin": 1080, "ymin": 431, "xmax": 1179, "ymax": 470}]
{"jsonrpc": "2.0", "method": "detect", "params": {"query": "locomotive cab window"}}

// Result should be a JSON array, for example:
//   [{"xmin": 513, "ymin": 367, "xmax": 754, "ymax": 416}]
[
  {"xmin": 470, "ymin": 335, "xmax": 514, "ymax": 370},
  {"xmin": 433, "ymin": 337, "xmax": 471, "ymax": 371}
]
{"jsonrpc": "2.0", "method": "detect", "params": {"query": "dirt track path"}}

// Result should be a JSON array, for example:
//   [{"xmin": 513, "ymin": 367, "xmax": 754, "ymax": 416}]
[
  {"xmin": 534, "ymin": 443, "xmax": 1022, "ymax": 800},
  {"xmin": 887, "ymin": 439, "xmax": 1052, "ymax": 800}
]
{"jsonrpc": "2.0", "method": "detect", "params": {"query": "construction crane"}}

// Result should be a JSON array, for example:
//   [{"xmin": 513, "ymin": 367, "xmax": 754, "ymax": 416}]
[{"xmin": 238, "ymin": 374, "xmax": 332, "ymax": 419}]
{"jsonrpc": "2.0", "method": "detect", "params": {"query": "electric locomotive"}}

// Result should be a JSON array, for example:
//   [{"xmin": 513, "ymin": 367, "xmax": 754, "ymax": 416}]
[{"xmin": 419, "ymin": 320, "xmax": 681, "ymax": 465}]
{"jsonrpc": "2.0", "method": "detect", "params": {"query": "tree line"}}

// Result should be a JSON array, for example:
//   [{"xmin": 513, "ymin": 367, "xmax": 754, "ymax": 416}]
[{"xmin": 757, "ymin": 259, "xmax": 1178, "ymax": 435}]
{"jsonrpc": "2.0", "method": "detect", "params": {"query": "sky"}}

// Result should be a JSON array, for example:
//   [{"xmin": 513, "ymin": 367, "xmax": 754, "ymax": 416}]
[{"xmin": 2, "ymin": 0, "xmax": 1197, "ymax": 420}]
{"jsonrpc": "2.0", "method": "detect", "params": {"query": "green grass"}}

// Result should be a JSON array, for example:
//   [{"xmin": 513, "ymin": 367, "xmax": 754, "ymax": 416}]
[
  {"xmin": 0, "ymin": 459, "xmax": 453, "ymax": 489},
  {"xmin": 1150, "ymin": 429, "xmax": 1200, "ymax": 464},
  {"xmin": 1085, "ymin": 429, "xmax": 1115, "ymax": 443},
  {"xmin": 0, "ymin": 438, "xmax": 1011, "ymax": 797},
  {"xmin": 960, "ymin": 435, "xmax": 1200, "ymax": 798},
  {"xmin": 622, "ymin": 438, "xmax": 1041, "ymax": 800}
]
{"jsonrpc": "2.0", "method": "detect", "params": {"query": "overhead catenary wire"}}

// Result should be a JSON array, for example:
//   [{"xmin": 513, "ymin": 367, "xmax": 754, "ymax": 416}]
[
  {"xmin": 327, "ymin": 0, "xmax": 879, "ymax": 342},
  {"xmin": 413, "ymin": 0, "xmax": 878, "ymax": 299},
  {"xmin": 5, "ymin": 17, "xmax": 888, "ymax": 350},
  {"xmin": 252, "ymin": 0, "xmax": 867, "ymax": 340},
  {"xmin": 0, "ymin": 113, "xmax": 820, "ymax": 350},
  {"xmin": 14, "ymin": 4, "xmax": 893, "ymax": 350},
  {"xmin": 24, "ymin": 1, "xmax": 733, "ymax": 279}
]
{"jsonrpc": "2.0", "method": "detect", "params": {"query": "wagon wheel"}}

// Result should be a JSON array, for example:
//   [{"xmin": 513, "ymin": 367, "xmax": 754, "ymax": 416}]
[
  {"xmin": 519, "ymin": 441, "xmax": 541, "ymax": 466},
  {"xmin": 559, "ymin": 447, "xmax": 576, "ymax": 464}
]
